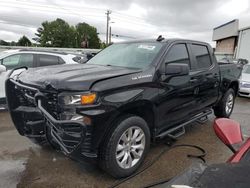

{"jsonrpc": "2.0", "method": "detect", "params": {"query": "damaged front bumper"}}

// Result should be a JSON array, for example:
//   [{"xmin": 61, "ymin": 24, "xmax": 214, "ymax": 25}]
[{"xmin": 6, "ymin": 78, "xmax": 97, "ymax": 161}]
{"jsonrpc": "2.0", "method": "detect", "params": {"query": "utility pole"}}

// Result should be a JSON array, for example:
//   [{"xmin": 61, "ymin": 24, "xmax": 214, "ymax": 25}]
[
  {"xmin": 109, "ymin": 26, "xmax": 112, "ymax": 44},
  {"xmin": 105, "ymin": 10, "xmax": 111, "ymax": 45}
]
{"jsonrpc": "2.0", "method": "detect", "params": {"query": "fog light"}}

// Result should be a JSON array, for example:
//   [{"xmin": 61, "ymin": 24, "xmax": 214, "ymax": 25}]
[
  {"xmin": 71, "ymin": 115, "xmax": 83, "ymax": 121},
  {"xmin": 83, "ymin": 116, "xmax": 92, "ymax": 125},
  {"xmin": 70, "ymin": 115, "xmax": 92, "ymax": 125}
]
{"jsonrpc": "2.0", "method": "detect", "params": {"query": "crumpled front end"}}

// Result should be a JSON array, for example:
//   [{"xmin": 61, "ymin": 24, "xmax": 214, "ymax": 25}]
[{"xmin": 5, "ymin": 79, "xmax": 95, "ymax": 160}]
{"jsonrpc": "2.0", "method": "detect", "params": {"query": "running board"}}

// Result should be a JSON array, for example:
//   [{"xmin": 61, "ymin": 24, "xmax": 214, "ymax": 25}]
[{"xmin": 156, "ymin": 109, "xmax": 212, "ymax": 139}]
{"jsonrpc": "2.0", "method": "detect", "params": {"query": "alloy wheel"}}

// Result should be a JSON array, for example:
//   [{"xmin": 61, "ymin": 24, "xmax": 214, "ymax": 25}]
[{"xmin": 116, "ymin": 126, "xmax": 145, "ymax": 169}]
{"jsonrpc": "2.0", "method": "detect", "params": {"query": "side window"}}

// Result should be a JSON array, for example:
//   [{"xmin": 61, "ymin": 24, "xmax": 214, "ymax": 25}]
[
  {"xmin": 2, "ymin": 54, "xmax": 21, "ymax": 70},
  {"xmin": 165, "ymin": 44, "xmax": 190, "ymax": 66},
  {"xmin": 38, "ymin": 55, "xmax": 59, "ymax": 67},
  {"xmin": 191, "ymin": 44, "xmax": 212, "ymax": 69},
  {"xmin": 19, "ymin": 54, "xmax": 34, "ymax": 68}
]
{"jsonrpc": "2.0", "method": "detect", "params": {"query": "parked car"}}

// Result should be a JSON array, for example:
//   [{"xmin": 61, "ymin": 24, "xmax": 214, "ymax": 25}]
[
  {"xmin": 71, "ymin": 52, "xmax": 97, "ymax": 64},
  {"xmin": 0, "ymin": 49, "xmax": 79, "ymax": 104},
  {"xmin": 239, "ymin": 64, "xmax": 250, "ymax": 97},
  {"xmin": 6, "ymin": 38, "xmax": 239, "ymax": 178},
  {"xmin": 161, "ymin": 118, "xmax": 250, "ymax": 188}
]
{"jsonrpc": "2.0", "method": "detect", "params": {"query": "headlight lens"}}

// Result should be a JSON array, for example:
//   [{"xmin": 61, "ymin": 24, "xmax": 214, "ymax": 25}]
[
  {"xmin": 63, "ymin": 95, "xmax": 81, "ymax": 105},
  {"xmin": 62, "ymin": 93, "xmax": 97, "ymax": 105}
]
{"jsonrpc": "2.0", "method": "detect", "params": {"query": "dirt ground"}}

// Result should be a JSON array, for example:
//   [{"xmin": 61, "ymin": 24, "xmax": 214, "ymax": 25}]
[{"xmin": 0, "ymin": 97, "xmax": 249, "ymax": 188}]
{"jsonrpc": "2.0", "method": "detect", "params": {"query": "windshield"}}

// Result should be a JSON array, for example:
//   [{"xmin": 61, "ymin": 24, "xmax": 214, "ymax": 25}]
[
  {"xmin": 243, "ymin": 65, "xmax": 250, "ymax": 74},
  {"xmin": 87, "ymin": 42, "xmax": 163, "ymax": 69}
]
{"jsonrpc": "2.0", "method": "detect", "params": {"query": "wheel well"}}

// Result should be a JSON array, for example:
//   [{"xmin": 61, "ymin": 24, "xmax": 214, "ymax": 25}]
[
  {"xmin": 229, "ymin": 81, "xmax": 239, "ymax": 94},
  {"xmin": 121, "ymin": 105, "xmax": 155, "ymax": 132},
  {"xmin": 99, "ymin": 104, "xmax": 155, "ymax": 150}
]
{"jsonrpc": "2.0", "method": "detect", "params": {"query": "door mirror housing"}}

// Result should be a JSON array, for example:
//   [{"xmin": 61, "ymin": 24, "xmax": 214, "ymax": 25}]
[
  {"xmin": 0, "ymin": 65, "xmax": 6, "ymax": 73},
  {"xmin": 213, "ymin": 118, "xmax": 243, "ymax": 153},
  {"xmin": 165, "ymin": 63, "xmax": 189, "ymax": 76}
]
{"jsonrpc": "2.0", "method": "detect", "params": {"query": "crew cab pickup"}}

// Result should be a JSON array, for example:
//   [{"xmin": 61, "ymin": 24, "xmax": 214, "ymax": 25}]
[{"xmin": 6, "ymin": 38, "xmax": 240, "ymax": 178}]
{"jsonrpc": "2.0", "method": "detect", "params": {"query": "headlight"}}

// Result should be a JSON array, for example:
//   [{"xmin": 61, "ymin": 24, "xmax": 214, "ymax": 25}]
[
  {"xmin": 63, "ymin": 95, "xmax": 81, "ymax": 105},
  {"xmin": 61, "ymin": 93, "xmax": 97, "ymax": 105}
]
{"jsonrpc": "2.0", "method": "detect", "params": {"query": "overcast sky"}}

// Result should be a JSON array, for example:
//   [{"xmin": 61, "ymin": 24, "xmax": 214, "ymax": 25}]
[{"xmin": 0, "ymin": 0, "xmax": 250, "ymax": 46}]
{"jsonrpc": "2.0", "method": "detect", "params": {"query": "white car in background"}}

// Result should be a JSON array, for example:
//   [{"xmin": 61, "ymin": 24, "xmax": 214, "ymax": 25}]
[
  {"xmin": 239, "ymin": 64, "xmax": 250, "ymax": 98},
  {"xmin": 0, "ymin": 49, "xmax": 79, "ymax": 105}
]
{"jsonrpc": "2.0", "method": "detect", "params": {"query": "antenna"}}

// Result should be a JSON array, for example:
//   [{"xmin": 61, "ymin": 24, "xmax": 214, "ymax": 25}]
[{"xmin": 156, "ymin": 35, "xmax": 165, "ymax": 42}]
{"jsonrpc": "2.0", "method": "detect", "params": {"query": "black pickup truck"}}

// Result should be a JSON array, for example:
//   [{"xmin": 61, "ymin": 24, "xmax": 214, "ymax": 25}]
[{"xmin": 6, "ymin": 38, "xmax": 240, "ymax": 178}]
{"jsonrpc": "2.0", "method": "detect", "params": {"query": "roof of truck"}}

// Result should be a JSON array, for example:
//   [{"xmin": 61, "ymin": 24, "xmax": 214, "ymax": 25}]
[{"xmin": 116, "ymin": 38, "xmax": 210, "ymax": 46}]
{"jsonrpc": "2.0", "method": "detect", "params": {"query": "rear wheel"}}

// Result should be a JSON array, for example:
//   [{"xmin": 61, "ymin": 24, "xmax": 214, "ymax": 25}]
[
  {"xmin": 214, "ymin": 88, "xmax": 235, "ymax": 118},
  {"xmin": 99, "ymin": 116, "xmax": 150, "ymax": 178}
]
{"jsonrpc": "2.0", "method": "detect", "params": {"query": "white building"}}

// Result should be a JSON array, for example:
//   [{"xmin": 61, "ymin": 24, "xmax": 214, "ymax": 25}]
[
  {"xmin": 213, "ymin": 19, "xmax": 250, "ymax": 62},
  {"xmin": 236, "ymin": 26, "xmax": 250, "ymax": 61}
]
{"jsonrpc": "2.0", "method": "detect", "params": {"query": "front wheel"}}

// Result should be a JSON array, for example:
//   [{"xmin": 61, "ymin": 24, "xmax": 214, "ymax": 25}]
[
  {"xmin": 99, "ymin": 116, "xmax": 150, "ymax": 178},
  {"xmin": 214, "ymin": 88, "xmax": 235, "ymax": 118}
]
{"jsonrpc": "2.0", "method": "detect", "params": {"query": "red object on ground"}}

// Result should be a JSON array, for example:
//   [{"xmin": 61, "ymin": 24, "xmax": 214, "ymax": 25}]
[
  {"xmin": 214, "ymin": 118, "xmax": 243, "ymax": 146},
  {"xmin": 228, "ymin": 138, "xmax": 250, "ymax": 163}
]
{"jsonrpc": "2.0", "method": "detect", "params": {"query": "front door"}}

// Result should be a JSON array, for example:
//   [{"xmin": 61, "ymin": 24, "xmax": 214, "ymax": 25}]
[
  {"xmin": 156, "ymin": 43, "xmax": 197, "ymax": 132},
  {"xmin": 0, "ymin": 53, "xmax": 34, "ymax": 100}
]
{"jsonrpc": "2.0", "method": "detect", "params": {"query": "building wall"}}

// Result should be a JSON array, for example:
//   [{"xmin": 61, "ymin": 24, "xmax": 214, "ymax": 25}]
[
  {"xmin": 215, "ymin": 37, "xmax": 237, "ymax": 54},
  {"xmin": 236, "ymin": 28, "xmax": 250, "ymax": 62},
  {"xmin": 212, "ymin": 19, "xmax": 239, "ymax": 41}
]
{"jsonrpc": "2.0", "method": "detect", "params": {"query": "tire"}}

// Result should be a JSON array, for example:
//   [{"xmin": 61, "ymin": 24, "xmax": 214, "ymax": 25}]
[
  {"xmin": 99, "ymin": 115, "xmax": 150, "ymax": 178},
  {"xmin": 213, "ymin": 88, "xmax": 235, "ymax": 118}
]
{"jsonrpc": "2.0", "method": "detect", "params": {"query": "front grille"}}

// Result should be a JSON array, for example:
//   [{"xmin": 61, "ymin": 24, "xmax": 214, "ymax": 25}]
[
  {"xmin": 45, "ymin": 92, "xmax": 59, "ymax": 119},
  {"xmin": 16, "ymin": 85, "xmax": 37, "ymax": 107},
  {"xmin": 15, "ymin": 84, "xmax": 59, "ymax": 119},
  {"xmin": 47, "ymin": 120, "xmax": 83, "ymax": 153}
]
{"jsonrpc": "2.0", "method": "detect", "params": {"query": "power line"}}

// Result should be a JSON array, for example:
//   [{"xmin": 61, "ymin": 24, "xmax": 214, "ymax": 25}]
[
  {"xmin": 0, "ymin": 20, "xmax": 36, "ymax": 28},
  {"xmin": 0, "ymin": 2, "xmax": 106, "ymax": 19},
  {"xmin": 15, "ymin": 0, "xmax": 106, "ymax": 13},
  {"xmin": 0, "ymin": 1, "xmax": 156, "ymax": 41},
  {"xmin": 112, "ymin": 11, "xmax": 147, "ymax": 22},
  {"xmin": 1, "ymin": 1, "xmax": 151, "ymax": 25}
]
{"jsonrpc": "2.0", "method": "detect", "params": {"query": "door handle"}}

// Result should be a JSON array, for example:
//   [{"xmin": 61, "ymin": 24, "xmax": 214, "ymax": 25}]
[
  {"xmin": 190, "ymin": 78, "xmax": 198, "ymax": 83},
  {"xmin": 214, "ymin": 74, "xmax": 219, "ymax": 78}
]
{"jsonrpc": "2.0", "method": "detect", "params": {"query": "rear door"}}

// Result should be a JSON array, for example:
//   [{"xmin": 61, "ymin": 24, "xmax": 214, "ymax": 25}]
[
  {"xmin": 36, "ymin": 54, "xmax": 65, "ymax": 67},
  {"xmin": 188, "ymin": 43, "xmax": 220, "ymax": 111}
]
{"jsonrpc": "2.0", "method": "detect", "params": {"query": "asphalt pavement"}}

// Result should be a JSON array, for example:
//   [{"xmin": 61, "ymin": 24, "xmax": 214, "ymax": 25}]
[{"xmin": 0, "ymin": 97, "xmax": 249, "ymax": 188}]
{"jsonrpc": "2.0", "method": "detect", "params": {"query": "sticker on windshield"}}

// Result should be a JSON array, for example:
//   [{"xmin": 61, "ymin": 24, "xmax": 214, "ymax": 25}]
[{"xmin": 138, "ymin": 45, "xmax": 156, "ymax": 50}]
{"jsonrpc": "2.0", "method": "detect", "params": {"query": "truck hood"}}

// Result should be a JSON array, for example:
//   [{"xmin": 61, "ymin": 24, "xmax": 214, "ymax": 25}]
[{"xmin": 17, "ymin": 64, "xmax": 141, "ymax": 91}]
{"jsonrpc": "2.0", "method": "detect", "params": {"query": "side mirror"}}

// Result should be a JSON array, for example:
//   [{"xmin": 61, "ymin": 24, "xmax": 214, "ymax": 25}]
[
  {"xmin": 165, "ymin": 63, "xmax": 189, "ymax": 76},
  {"xmin": 0, "ymin": 65, "xmax": 6, "ymax": 73},
  {"xmin": 213, "ymin": 118, "xmax": 243, "ymax": 153},
  {"xmin": 79, "ymin": 56, "xmax": 89, "ymax": 64}
]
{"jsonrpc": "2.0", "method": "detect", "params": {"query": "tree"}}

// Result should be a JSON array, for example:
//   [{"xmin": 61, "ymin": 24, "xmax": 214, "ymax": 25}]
[
  {"xmin": 0, "ymin": 40, "xmax": 9, "ymax": 46},
  {"xmin": 35, "ymin": 18, "xmax": 101, "ymax": 48},
  {"xmin": 35, "ymin": 18, "xmax": 75, "ymax": 47},
  {"xmin": 75, "ymin": 23, "xmax": 101, "ymax": 49},
  {"xmin": 17, "ymin": 35, "xmax": 32, "ymax": 46}
]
